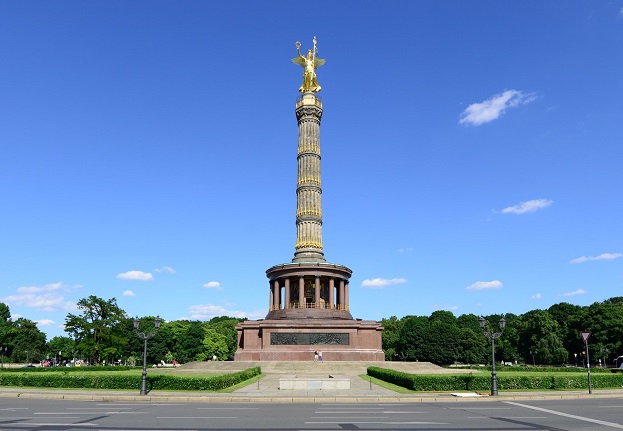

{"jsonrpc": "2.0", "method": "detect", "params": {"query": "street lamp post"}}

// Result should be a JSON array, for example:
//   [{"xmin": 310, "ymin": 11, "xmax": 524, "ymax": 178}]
[
  {"xmin": 530, "ymin": 349, "xmax": 538, "ymax": 367},
  {"xmin": 479, "ymin": 316, "xmax": 506, "ymax": 396},
  {"xmin": 133, "ymin": 316, "xmax": 161, "ymax": 396},
  {"xmin": 0, "ymin": 346, "xmax": 7, "ymax": 368}
]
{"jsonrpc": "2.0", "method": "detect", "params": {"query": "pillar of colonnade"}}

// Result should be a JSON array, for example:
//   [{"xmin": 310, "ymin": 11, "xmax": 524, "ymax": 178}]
[{"xmin": 269, "ymin": 277, "xmax": 349, "ymax": 311}]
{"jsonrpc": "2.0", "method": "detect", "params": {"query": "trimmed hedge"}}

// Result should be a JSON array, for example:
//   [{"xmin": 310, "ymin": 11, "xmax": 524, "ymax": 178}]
[
  {"xmin": 453, "ymin": 365, "xmax": 612, "ymax": 373},
  {"xmin": 0, "ymin": 367, "xmax": 261, "ymax": 391},
  {"xmin": 0, "ymin": 366, "xmax": 135, "ymax": 373},
  {"xmin": 367, "ymin": 366, "xmax": 623, "ymax": 391}
]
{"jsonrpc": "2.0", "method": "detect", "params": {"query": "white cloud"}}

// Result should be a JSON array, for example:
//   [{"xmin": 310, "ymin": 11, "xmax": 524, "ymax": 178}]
[
  {"xmin": 500, "ymin": 199, "xmax": 553, "ymax": 214},
  {"xmin": 35, "ymin": 319, "xmax": 55, "ymax": 327},
  {"xmin": 0, "ymin": 282, "xmax": 80, "ymax": 312},
  {"xmin": 433, "ymin": 305, "xmax": 458, "ymax": 311},
  {"xmin": 459, "ymin": 89, "xmax": 537, "ymax": 126},
  {"xmin": 154, "ymin": 266, "xmax": 176, "ymax": 274},
  {"xmin": 560, "ymin": 289, "xmax": 586, "ymax": 297},
  {"xmin": 116, "ymin": 270, "xmax": 154, "ymax": 281},
  {"xmin": 203, "ymin": 281, "xmax": 222, "ymax": 289},
  {"xmin": 531, "ymin": 293, "xmax": 542, "ymax": 299},
  {"xmin": 569, "ymin": 253, "xmax": 623, "ymax": 264},
  {"xmin": 122, "ymin": 290, "xmax": 136, "ymax": 297},
  {"xmin": 397, "ymin": 247, "xmax": 413, "ymax": 253},
  {"xmin": 466, "ymin": 280, "xmax": 503, "ymax": 291},
  {"xmin": 361, "ymin": 278, "xmax": 407, "ymax": 288},
  {"xmin": 187, "ymin": 304, "xmax": 264, "ymax": 320}
]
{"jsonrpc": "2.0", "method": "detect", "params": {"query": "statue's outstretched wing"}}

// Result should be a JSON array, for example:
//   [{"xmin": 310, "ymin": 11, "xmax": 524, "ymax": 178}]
[
  {"xmin": 314, "ymin": 58, "xmax": 326, "ymax": 68},
  {"xmin": 292, "ymin": 57, "xmax": 306, "ymax": 66}
]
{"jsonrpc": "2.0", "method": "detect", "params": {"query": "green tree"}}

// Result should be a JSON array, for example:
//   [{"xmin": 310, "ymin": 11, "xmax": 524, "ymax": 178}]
[
  {"xmin": 381, "ymin": 316, "xmax": 403, "ymax": 360},
  {"xmin": 46, "ymin": 336, "xmax": 76, "ymax": 364},
  {"xmin": 458, "ymin": 327, "xmax": 487, "ymax": 364},
  {"xmin": 515, "ymin": 309, "xmax": 567, "ymax": 365},
  {"xmin": 175, "ymin": 321, "xmax": 205, "ymax": 363},
  {"xmin": 548, "ymin": 302, "xmax": 586, "ymax": 358},
  {"xmin": 200, "ymin": 328, "xmax": 229, "ymax": 361},
  {"xmin": 64, "ymin": 295, "xmax": 126, "ymax": 365},
  {"xmin": 11, "ymin": 318, "xmax": 46, "ymax": 363},
  {"xmin": 583, "ymin": 299, "xmax": 623, "ymax": 363},
  {"xmin": 205, "ymin": 317, "xmax": 243, "ymax": 361},
  {"xmin": 397, "ymin": 316, "xmax": 429, "ymax": 362},
  {"xmin": 0, "ymin": 303, "xmax": 13, "ymax": 356}
]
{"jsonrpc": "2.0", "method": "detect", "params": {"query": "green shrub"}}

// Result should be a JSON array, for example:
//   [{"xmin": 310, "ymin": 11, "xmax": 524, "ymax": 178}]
[
  {"xmin": 0, "ymin": 367, "xmax": 261, "ymax": 391},
  {"xmin": 0, "ymin": 366, "xmax": 135, "ymax": 373},
  {"xmin": 367, "ymin": 366, "xmax": 623, "ymax": 392}
]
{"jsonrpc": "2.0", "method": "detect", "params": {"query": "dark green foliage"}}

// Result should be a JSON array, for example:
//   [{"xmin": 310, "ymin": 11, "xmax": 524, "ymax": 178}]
[
  {"xmin": 381, "ymin": 297, "xmax": 623, "ymax": 367},
  {"xmin": 65, "ymin": 296, "xmax": 127, "ymax": 365},
  {"xmin": 0, "ymin": 366, "xmax": 135, "ymax": 373},
  {"xmin": 367, "ymin": 367, "xmax": 623, "ymax": 391},
  {"xmin": 0, "ymin": 367, "xmax": 261, "ymax": 391}
]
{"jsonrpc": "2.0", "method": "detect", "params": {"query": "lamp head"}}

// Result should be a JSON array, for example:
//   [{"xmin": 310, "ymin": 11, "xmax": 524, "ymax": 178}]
[
  {"xmin": 479, "ymin": 316, "xmax": 486, "ymax": 329},
  {"xmin": 154, "ymin": 316, "xmax": 162, "ymax": 329},
  {"xmin": 133, "ymin": 317, "xmax": 140, "ymax": 330},
  {"xmin": 499, "ymin": 317, "xmax": 506, "ymax": 330}
]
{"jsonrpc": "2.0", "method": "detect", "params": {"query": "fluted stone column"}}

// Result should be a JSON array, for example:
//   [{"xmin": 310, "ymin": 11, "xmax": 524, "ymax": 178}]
[
  {"xmin": 273, "ymin": 279, "xmax": 280, "ymax": 310},
  {"xmin": 314, "ymin": 276, "xmax": 320, "ymax": 307},
  {"xmin": 298, "ymin": 276, "xmax": 305, "ymax": 308},
  {"xmin": 293, "ymin": 92, "xmax": 325, "ymax": 263},
  {"xmin": 284, "ymin": 278, "xmax": 290, "ymax": 309},
  {"xmin": 329, "ymin": 278, "xmax": 335, "ymax": 309}
]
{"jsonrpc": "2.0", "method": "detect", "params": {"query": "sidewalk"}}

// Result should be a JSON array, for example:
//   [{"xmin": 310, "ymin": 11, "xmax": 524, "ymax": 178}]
[{"xmin": 1, "ymin": 373, "xmax": 621, "ymax": 403}]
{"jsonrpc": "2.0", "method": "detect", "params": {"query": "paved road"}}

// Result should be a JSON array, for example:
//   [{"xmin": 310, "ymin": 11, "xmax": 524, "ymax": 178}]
[{"xmin": 1, "ymin": 397, "xmax": 623, "ymax": 430}]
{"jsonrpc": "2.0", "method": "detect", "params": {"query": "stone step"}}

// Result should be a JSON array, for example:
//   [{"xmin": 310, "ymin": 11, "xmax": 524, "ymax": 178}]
[{"xmin": 179, "ymin": 361, "xmax": 471, "ymax": 376}]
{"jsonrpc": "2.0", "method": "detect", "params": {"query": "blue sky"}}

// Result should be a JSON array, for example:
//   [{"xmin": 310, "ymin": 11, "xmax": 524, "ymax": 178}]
[{"xmin": 2, "ymin": 1, "xmax": 622, "ymax": 341}]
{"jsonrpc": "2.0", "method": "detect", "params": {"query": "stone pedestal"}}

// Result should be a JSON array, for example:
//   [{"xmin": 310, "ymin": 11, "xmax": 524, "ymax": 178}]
[{"xmin": 234, "ymin": 318, "xmax": 384, "ymax": 361}]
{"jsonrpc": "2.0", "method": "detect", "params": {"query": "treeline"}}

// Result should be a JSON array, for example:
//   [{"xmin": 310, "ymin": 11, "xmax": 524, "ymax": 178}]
[
  {"xmin": 382, "ymin": 296, "xmax": 623, "ymax": 366},
  {"xmin": 0, "ymin": 297, "xmax": 244, "ymax": 366},
  {"xmin": 1, "ymin": 296, "xmax": 622, "ymax": 367}
]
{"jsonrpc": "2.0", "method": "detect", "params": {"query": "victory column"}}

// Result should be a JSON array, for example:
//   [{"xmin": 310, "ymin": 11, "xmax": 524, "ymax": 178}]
[{"xmin": 234, "ymin": 39, "xmax": 384, "ymax": 361}]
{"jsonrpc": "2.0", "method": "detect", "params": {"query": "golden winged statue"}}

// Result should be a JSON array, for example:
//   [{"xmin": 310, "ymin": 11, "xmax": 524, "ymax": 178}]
[{"xmin": 292, "ymin": 37, "xmax": 325, "ymax": 93}]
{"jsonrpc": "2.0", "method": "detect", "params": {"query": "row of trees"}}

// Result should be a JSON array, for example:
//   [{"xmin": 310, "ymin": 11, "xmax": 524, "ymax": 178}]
[
  {"xmin": 382, "ymin": 296, "xmax": 623, "ymax": 366},
  {"xmin": 1, "ymin": 296, "xmax": 622, "ymax": 367},
  {"xmin": 0, "ymin": 297, "xmax": 244, "ymax": 366}
]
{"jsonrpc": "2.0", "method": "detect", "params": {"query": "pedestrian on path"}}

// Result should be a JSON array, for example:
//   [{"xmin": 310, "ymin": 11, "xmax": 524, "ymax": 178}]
[
  {"xmin": 314, "ymin": 350, "xmax": 318, "ymax": 361},
  {"xmin": 318, "ymin": 350, "xmax": 323, "ymax": 361}
]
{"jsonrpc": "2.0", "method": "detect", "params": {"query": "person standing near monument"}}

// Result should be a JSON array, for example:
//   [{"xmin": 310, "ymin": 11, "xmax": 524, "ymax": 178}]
[{"xmin": 318, "ymin": 350, "xmax": 323, "ymax": 361}]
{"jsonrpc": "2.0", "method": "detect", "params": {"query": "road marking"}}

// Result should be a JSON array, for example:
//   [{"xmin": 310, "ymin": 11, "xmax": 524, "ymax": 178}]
[
  {"xmin": 468, "ymin": 416, "xmax": 547, "ymax": 419},
  {"xmin": 67, "ymin": 407, "xmax": 133, "ymax": 410},
  {"xmin": 448, "ymin": 407, "xmax": 512, "ymax": 410},
  {"xmin": 33, "ymin": 412, "xmax": 148, "ymax": 416},
  {"xmin": 506, "ymin": 401, "xmax": 623, "ymax": 429},
  {"xmin": 313, "ymin": 416, "xmax": 389, "ymax": 419},
  {"xmin": 197, "ymin": 407, "xmax": 258, "ymax": 410},
  {"xmin": 306, "ymin": 421, "xmax": 447, "ymax": 425},
  {"xmin": 18, "ymin": 423, "xmax": 97, "ymax": 426},
  {"xmin": 157, "ymin": 416, "xmax": 237, "ymax": 419},
  {"xmin": 95, "ymin": 403, "xmax": 179, "ymax": 406}
]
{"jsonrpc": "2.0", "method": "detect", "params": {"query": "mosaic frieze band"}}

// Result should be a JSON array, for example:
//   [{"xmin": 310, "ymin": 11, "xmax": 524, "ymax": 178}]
[{"xmin": 270, "ymin": 332, "xmax": 350, "ymax": 345}]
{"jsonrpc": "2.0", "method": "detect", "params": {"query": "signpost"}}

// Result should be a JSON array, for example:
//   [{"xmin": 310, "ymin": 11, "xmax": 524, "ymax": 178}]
[{"xmin": 581, "ymin": 331, "xmax": 592, "ymax": 394}]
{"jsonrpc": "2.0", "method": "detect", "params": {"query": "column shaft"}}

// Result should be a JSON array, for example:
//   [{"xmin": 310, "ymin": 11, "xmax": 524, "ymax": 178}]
[{"xmin": 298, "ymin": 277, "xmax": 305, "ymax": 308}]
